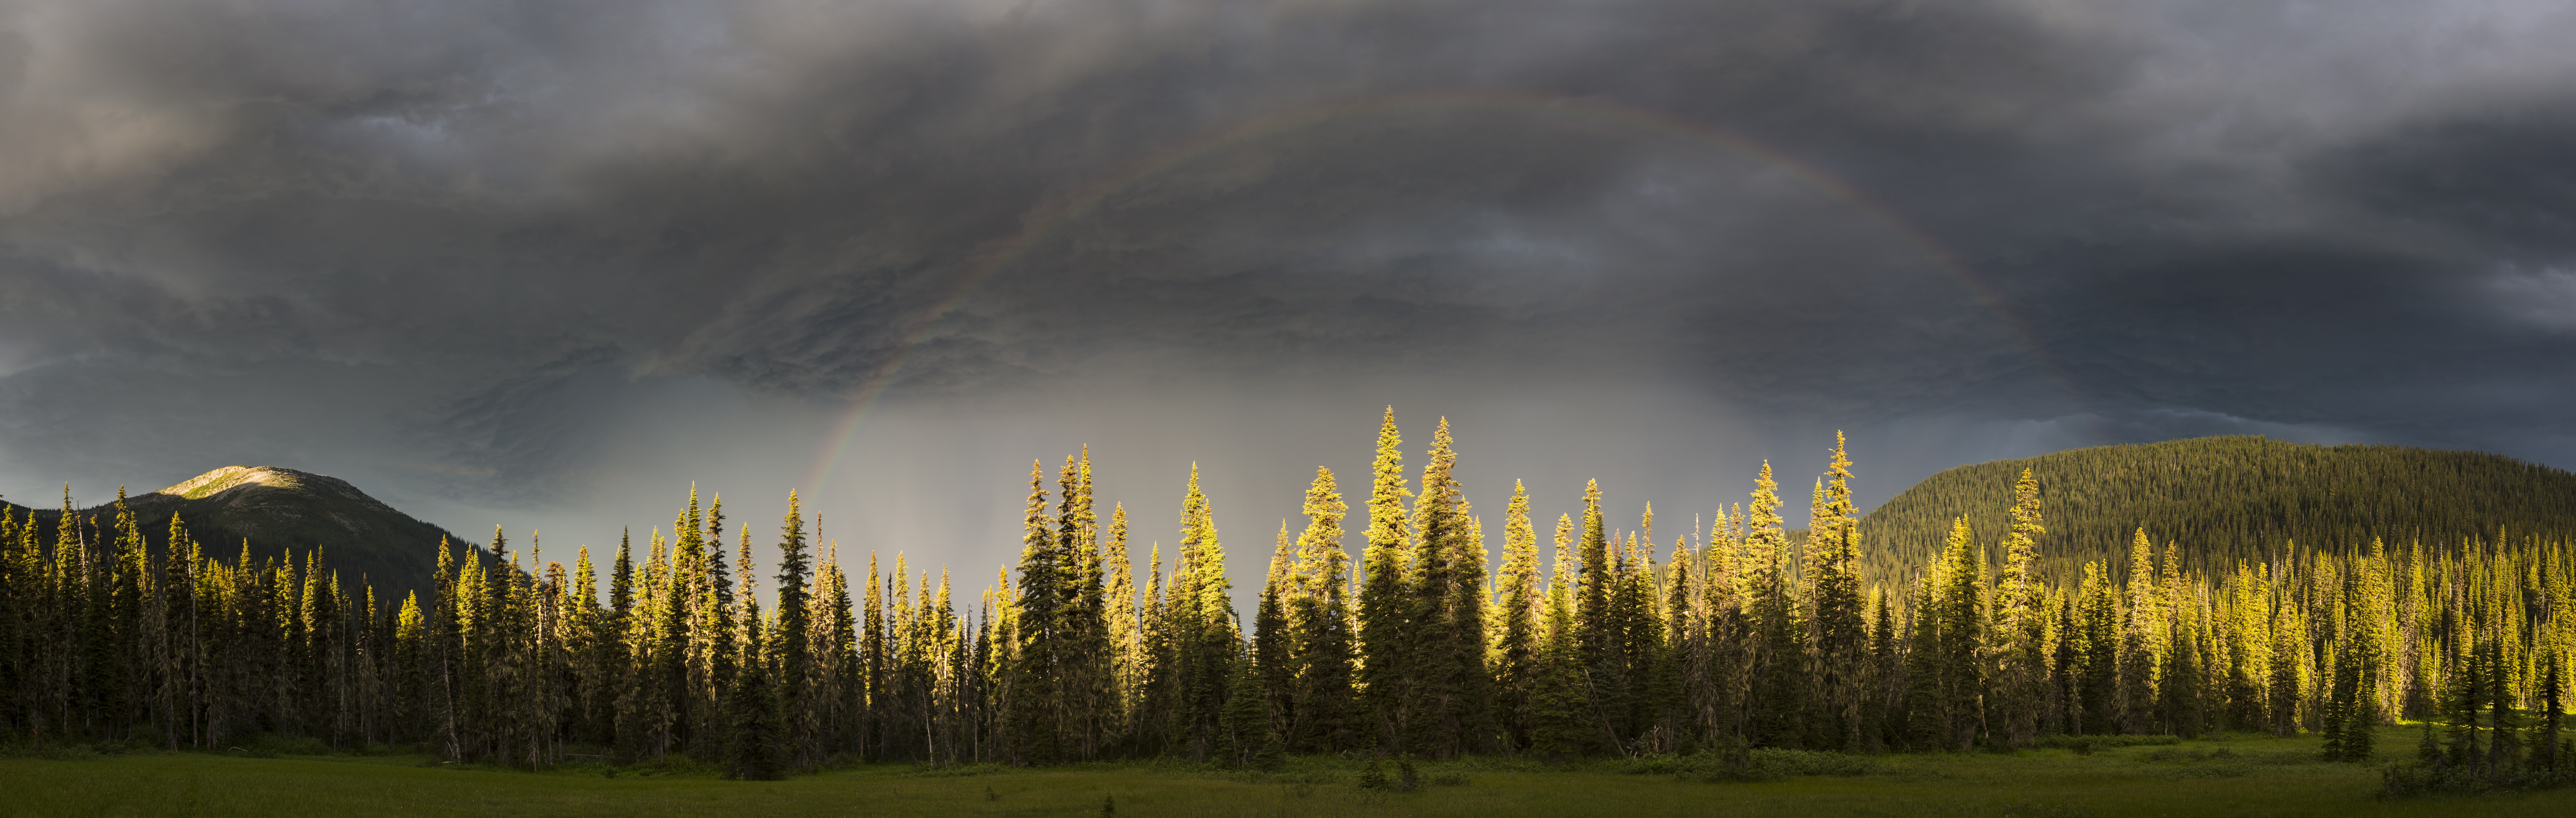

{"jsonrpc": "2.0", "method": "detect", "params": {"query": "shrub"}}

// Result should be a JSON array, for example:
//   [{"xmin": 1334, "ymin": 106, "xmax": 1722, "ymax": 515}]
[
  {"xmin": 2380, "ymin": 760, "xmax": 2576, "ymax": 799},
  {"xmin": 2035, "ymin": 734, "xmax": 2181, "ymax": 750},
  {"xmin": 1356, "ymin": 757, "xmax": 1389, "ymax": 791},
  {"xmin": 236, "ymin": 733, "xmax": 332, "ymax": 758},
  {"xmin": 1747, "ymin": 749, "xmax": 1876, "ymax": 777},
  {"xmin": 1622, "ymin": 747, "xmax": 1878, "ymax": 782}
]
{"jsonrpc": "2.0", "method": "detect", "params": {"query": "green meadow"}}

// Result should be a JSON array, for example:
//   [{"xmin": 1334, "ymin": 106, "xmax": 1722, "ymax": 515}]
[{"xmin": 7, "ymin": 726, "xmax": 2567, "ymax": 817}]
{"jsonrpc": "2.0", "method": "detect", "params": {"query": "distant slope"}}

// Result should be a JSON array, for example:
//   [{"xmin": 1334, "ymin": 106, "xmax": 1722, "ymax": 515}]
[
  {"xmin": 8, "ymin": 466, "xmax": 483, "ymax": 602},
  {"xmin": 1857, "ymin": 436, "xmax": 2576, "ymax": 586}
]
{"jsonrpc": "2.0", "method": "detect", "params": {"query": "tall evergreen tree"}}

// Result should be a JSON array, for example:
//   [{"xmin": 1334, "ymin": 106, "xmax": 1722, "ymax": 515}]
[
  {"xmin": 2538, "ymin": 644, "xmax": 2564, "ymax": 771},
  {"xmin": 1171, "ymin": 464, "xmax": 1236, "ymax": 760},
  {"xmin": 1745, "ymin": 463, "xmax": 1806, "ymax": 748},
  {"xmin": 1218, "ymin": 641, "xmax": 1277, "ymax": 769},
  {"xmin": 1808, "ymin": 435, "xmax": 1869, "ymax": 750},
  {"xmin": 1356, "ymin": 409, "xmax": 1413, "ymax": 749},
  {"xmin": 1007, "ymin": 462, "xmax": 1060, "ymax": 765},
  {"xmin": 1254, "ymin": 522, "xmax": 1296, "ymax": 743},
  {"xmin": 1990, "ymin": 469, "xmax": 2050, "ymax": 748},
  {"xmin": 2119, "ymin": 529, "xmax": 2163, "ymax": 734},
  {"xmin": 2076, "ymin": 561, "xmax": 2120, "ymax": 734},
  {"xmin": 1908, "ymin": 518, "xmax": 1986, "ymax": 751},
  {"xmin": 773, "ymin": 491, "xmax": 816, "ymax": 769},
  {"xmin": 1526, "ymin": 563, "xmax": 1591, "ymax": 761},
  {"xmin": 861, "ymin": 551, "xmax": 886, "ymax": 760},
  {"xmin": 1102, "ymin": 503, "xmax": 1140, "ymax": 748},
  {"xmin": 1057, "ymin": 451, "xmax": 1109, "ymax": 760},
  {"xmin": 1289, "ymin": 467, "xmax": 1358, "ymax": 753},
  {"xmin": 1494, "ymin": 481, "xmax": 1543, "ymax": 752},
  {"xmin": 1405, "ymin": 419, "xmax": 1489, "ymax": 757},
  {"xmin": 1865, "ymin": 589, "xmax": 1902, "ymax": 750}
]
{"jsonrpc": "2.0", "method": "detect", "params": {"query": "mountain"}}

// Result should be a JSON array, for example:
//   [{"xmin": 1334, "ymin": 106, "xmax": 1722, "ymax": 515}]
[
  {"xmin": 8, "ymin": 466, "xmax": 481, "ymax": 602},
  {"xmin": 1856, "ymin": 435, "xmax": 2576, "ymax": 588}
]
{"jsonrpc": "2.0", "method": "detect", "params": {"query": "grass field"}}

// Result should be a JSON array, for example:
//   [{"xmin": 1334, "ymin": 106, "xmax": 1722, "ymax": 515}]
[{"xmin": 6, "ymin": 727, "xmax": 2568, "ymax": 817}]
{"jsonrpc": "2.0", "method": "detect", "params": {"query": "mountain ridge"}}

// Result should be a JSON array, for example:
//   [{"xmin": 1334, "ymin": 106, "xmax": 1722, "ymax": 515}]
[
  {"xmin": 7, "ymin": 465, "xmax": 484, "ymax": 602},
  {"xmin": 1854, "ymin": 435, "xmax": 2576, "ymax": 588}
]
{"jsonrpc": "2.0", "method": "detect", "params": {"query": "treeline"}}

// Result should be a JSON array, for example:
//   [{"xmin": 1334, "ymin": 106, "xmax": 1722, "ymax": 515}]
[
  {"xmin": 1, "ymin": 413, "xmax": 2570, "ymax": 780},
  {"xmin": 1859, "ymin": 435, "xmax": 2576, "ymax": 588}
]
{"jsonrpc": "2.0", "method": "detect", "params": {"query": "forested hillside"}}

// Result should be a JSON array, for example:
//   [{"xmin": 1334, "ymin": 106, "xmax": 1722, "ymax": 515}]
[
  {"xmin": 1857, "ymin": 437, "xmax": 2576, "ymax": 587},
  {"xmin": 4, "ymin": 466, "xmax": 478, "ymax": 601}
]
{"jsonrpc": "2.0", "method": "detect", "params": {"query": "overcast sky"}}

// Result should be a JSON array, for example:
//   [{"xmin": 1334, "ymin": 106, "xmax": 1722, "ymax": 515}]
[{"xmin": 3, "ymin": 0, "xmax": 2572, "ymax": 592}]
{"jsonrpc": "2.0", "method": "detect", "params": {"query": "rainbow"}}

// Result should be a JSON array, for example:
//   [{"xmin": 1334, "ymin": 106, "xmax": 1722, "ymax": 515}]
[{"xmin": 802, "ymin": 91, "xmax": 2087, "ymax": 496}]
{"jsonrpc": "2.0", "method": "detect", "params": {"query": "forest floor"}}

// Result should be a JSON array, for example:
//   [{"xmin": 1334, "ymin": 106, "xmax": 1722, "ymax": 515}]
[{"xmin": 5, "ymin": 725, "xmax": 2570, "ymax": 817}]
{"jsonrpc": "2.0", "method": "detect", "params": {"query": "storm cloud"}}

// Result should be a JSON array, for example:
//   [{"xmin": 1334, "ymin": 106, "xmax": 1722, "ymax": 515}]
[{"xmin": 2, "ymin": 0, "xmax": 2571, "ymax": 574}]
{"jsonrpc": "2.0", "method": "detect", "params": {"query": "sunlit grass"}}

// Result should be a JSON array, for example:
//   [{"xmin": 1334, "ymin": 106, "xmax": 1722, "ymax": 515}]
[{"xmin": 6, "ymin": 726, "xmax": 2569, "ymax": 817}]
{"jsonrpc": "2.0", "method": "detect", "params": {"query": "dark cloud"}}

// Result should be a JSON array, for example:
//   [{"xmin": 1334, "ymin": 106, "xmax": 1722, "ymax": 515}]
[{"xmin": 2, "ymin": 0, "xmax": 2573, "ymax": 567}]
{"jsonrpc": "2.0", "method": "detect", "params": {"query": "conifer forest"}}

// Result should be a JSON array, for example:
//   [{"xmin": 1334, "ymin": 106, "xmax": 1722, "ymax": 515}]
[{"xmin": 4, "ymin": 415, "xmax": 2570, "ymax": 803}]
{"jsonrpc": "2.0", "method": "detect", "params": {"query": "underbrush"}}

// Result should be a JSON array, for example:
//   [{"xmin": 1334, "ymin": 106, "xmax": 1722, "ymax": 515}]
[
  {"xmin": 2038, "ymin": 734, "xmax": 2181, "ymax": 753},
  {"xmin": 0, "ymin": 737, "xmax": 153, "ymax": 760},
  {"xmin": 0, "ymin": 732, "xmax": 430, "ymax": 762},
  {"xmin": 225, "ymin": 733, "xmax": 334, "ymax": 758},
  {"xmin": 894, "ymin": 761, "xmax": 1012, "ymax": 778},
  {"xmin": 2380, "ymin": 761, "xmax": 2575, "ymax": 798},
  {"xmin": 1620, "ymin": 747, "xmax": 1877, "ymax": 781}
]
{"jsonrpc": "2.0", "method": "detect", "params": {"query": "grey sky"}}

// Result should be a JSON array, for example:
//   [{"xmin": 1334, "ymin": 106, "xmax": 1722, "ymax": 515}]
[{"xmin": 3, "ymin": 0, "xmax": 2571, "ymax": 593}]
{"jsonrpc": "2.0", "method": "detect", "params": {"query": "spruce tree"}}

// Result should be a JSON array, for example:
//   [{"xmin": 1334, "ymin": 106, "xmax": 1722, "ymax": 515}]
[
  {"xmin": 2162, "ymin": 601, "xmax": 2206, "ymax": 740},
  {"xmin": 1289, "ymin": 467, "xmax": 1357, "ymax": 753},
  {"xmin": 773, "ymin": 491, "xmax": 815, "ymax": 768},
  {"xmin": 1808, "ymin": 435, "xmax": 1868, "ymax": 750},
  {"xmin": 1576, "ymin": 480, "xmax": 1611, "ymax": 673},
  {"xmin": 1254, "ymin": 522, "xmax": 1296, "ymax": 743},
  {"xmin": 726, "ymin": 612, "xmax": 780, "ymax": 779},
  {"xmin": 2322, "ymin": 564, "xmax": 2372, "ymax": 762},
  {"xmin": 1864, "ymin": 589, "xmax": 1899, "ymax": 750},
  {"xmin": 1404, "ymin": 419, "xmax": 1488, "ymax": 757},
  {"xmin": 2120, "ymin": 529, "xmax": 2163, "ymax": 735},
  {"xmin": 861, "ymin": 551, "xmax": 886, "ymax": 760},
  {"xmin": 1173, "ymin": 464, "xmax": 1236, "ymax": 760},
  {"xmin": 1526, "ymin": 569, "xmax": 1591, "ymax": 761},
  {"xmin": 2076, "ymin": 562, "xmax": 2120, "ymax": 734},
  {"xmin": 1702, "ymin": 505, "xmax": 1751, "ymax": 750},
  {"xmin": 1218, "ymin": 641, "xmax": 1275, "ymax": 769},
  {"xmin": 1745, "ymin": 463, "xmax": 1806, "ymax": 748},
  {"xmin": 1908, "ymin": 518, "xmax": 1985, "ymax": 751},
  {"xmin": 1990, "ymin": 468, "xmax": 2049, "ymax": 748},
  {"xmin": 819, "ymin": 540, "xmax": 859, "ymax": 754},
  {"xmin": 1008, "ymin": 463, "xmax": 1059, "ymax": 764},
  {"xmin": 1102, "ymin": 503, "xmax": 1139, "ymax": 747},
  {"xmin": 1494, "ymin": 481, "xmax": 1543, "ymax": 752},
  {"xmin": 1356, "ymin": 409, "xmax": 1412, "ymax": 749},
  {"xmin": 1134, "ymin": 542, "xmax": 1174, "ymax": 756},
  {"xmin": 702, "ymin": 496, "xmax": 740, "ymax": 753},
  {"xmin": 1057, "ymin": 451, "xmax": 1109, "ymax": 760},
  {"xmin": 2538, "ymin": 646, "xmax": 2563, "ymax": 771},
  {"xmin": 1651, "ymin": 535, "xmax": 1692, "ymax": 754}
]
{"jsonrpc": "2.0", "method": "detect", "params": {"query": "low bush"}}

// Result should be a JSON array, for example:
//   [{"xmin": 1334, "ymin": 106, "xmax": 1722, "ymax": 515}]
[
  {"xmin": 0, "ymin": 739, "xmax": 140, "ymax": 760},
  {"xmin": 2141, "ymin": 747, "xmax": 2234, "ymax": 763},
  {"xmin": 2035, "ymin": 734, "xmax": 2181, "ymax": 751},
  {"xmin": 1620, "ymin": 748, "xmax": 1876, "ymax": 781},
  {"xmin": 899, "ymin": 762, "xmax": 1010, "ymax": 778},
  {"xmin": 2380, "ymin": 760, "xmax": 2576, "ymax": 798},
  {"xmin": 232, "ymin": 733, "xmax": 332, "ymax": 758},
  {"xmin": 1746, "ymin": 748, "xmax": 1877, "ymax": 777}
]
